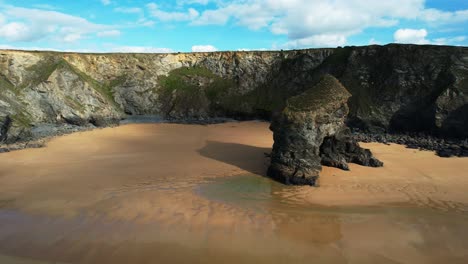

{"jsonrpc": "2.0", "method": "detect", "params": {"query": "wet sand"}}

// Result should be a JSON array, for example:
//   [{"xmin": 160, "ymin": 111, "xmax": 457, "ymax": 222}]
[{"xmin": 0, "ymin": 121, "xmax": 467, "ymax": 263}]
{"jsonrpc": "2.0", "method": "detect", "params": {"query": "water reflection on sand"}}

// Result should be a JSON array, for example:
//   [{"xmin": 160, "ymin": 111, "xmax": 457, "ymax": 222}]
[{"xmin": 0, "ymin": 122, "xmax": 467, "ymax": 263}]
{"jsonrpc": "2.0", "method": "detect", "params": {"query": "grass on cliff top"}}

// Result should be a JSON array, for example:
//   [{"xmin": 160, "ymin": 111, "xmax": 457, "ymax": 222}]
[
  {"xmin": 286, "ymin": 74, "xmax": 351, "ymax": 112},
  {"xmin": 159, "ymin": 66, "xmax": 234, "ymax": 101}
]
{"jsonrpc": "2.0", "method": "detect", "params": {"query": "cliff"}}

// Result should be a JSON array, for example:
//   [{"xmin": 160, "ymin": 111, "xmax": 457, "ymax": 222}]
[{"xmin": 0, "ymin": 44, "xmax": 467, "ymax": 144}]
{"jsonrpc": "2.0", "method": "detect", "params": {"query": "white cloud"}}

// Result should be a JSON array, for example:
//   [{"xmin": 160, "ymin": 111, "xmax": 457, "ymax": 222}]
[
  {"xmin": 0, "ymin": 22, "xmax": 38, "ymax": 42},
  {"xmin": 237, "ymin": 48, "xmax": 267, "ymax": 51},
  {"xmin": 63, "ymin": 33, "xmax": 83, "ymax": 43},
  {"xmin": 188, "ymin": 0, "xmax": 468, "ymax": 48},
  {"xmin": 0, "ymin": 44, "xmax": 174, "ymax": 53},
  {"xmin": 394, "ymin": 29, "xmax": 466, "ymax": 45},
  {"xmin": 147, "ymin": 3, "xmax": 199, "ymax": 22},
  {"xmin": 137, "ymin": 18, "xmax": 156, "ymax": 27},
  {"xmin": 32, "ymin": 4, "xmax": 61, "ymax": 11},
  {"xmin": 282, "ymin": 34, "xmax": 347, "ymax": 49},
  {"xmin": 111, "ymin": 46, "xmax": 174, "ymax": 53},
  {"xmin": 1, "ymin": 1, "xmax": 466, "ymax": 51},
  {"xmin": 177, "ymin": 0, "xmax": 211, "ymax": 5},
  {"xmin": 114, "ymin": 7, "xmax": 143, "ymax": 14},
  {"xmin": 394, "ymin": 28, "xmax": 430, "ymax": 44},
  {"xmin": 433, "ymin": 36, "xmax": 466, "ymax": 45},
  {"xmin": 192, "ymin": 45, "xmax": 218, "ymax": 52},
  {"xmin": 420, "ymin": 8, "xmax": 468, "ymax": 24},
  {"xmin": 192, "ymin": 8, "xmax": 230, "ymax": 25},
  {"xmin": 369, "ymin": 38, "xmax": 381, "ymax": 45},
  {"xmin": 188, "ymin": 0, "xmax": 427, "ymax": 48},
  {"xmin": 0, "ymin": 44, "xmax": 88, "ymax": 52},
  {"xmin": 193, "ymin": 3, "xmax": 276, "ymax": 30},
  {"xmin": 0, "ymin": 6, "xmax": 115, "ymax": 43},
  {"xmin": 97, "ymin": 30, "xmax": 121, "ymax": 37}
]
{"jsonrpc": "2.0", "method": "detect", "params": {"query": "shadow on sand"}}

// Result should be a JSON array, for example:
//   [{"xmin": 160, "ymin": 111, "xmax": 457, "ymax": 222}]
[{"xmin": 198, "ymin": 140, "xmax": 271, "ymax": 176}]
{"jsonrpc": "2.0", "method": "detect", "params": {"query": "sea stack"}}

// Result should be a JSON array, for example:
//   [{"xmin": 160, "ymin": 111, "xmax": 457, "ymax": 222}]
[{"xmin": 268, "ymin": 74, "xmax": 382, "ymax": 186}]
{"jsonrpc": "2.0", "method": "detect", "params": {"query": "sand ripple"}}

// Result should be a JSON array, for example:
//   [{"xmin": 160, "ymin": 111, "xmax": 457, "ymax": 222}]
[{"xmin": 0, "ymin": 122, "xmax": 467, "ymax": 263}]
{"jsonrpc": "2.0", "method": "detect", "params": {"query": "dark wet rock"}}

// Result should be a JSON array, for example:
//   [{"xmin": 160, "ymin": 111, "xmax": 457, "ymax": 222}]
[
  {"xmin": 320, "ymin": 129, "xmax": 383, "ymax": 170},
  {"xmin": 268, "ymin": 75, "xmax": 351, "ymax": 186},
  {"xmin": 89, "ymin": 116, "xmax": 121, "ymax": 127},
  {"xmin": 352, "ymin": 131, "xmax": 468, "ymax": 158},
  {"xmin": 0, "ymin": 147, "xmax": 10, "ymax": 153},
  {"xmin": 61, "ymin": 115, "xmax": 89, "ymax": 126},
  {"xmin": 268, "ymin": 75, "xmax": 382, "ymax": 186}
]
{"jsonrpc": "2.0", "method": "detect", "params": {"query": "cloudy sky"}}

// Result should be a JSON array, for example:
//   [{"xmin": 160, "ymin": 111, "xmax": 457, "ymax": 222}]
[{"xmin": 0, "ymin": 0, "xmax": 467, "ymax": 52}]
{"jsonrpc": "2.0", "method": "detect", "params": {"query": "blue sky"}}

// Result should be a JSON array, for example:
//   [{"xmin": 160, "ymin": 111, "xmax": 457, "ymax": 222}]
[{"xmin": 0, "ymin": 0, "xmax": 467, "ymax": 52}]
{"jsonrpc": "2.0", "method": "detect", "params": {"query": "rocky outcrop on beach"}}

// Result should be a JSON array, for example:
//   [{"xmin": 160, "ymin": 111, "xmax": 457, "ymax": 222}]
[
  {"xmin": 268, "ymin": 75, "xmax": 382, "ymax": 186},
  {"xmin": 0, "ymin": 44, "xmax": 467, "ymax": 149},
  {"xmin": 320, "ymin": 129, "xmax": 383, "ymax": 170},
  {"xmin": 353, "ymin": 132, "xmax": 468, "ymax": 157}
]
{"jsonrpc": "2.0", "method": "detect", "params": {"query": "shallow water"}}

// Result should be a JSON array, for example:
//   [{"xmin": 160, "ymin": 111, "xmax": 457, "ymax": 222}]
[{"xmin": 0, "ymin": 122, "xmax": 467, "ymax": 263}]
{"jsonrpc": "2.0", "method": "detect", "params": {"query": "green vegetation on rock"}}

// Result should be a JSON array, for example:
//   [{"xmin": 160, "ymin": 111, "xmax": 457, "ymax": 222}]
[
  {"xmin": 159, "ymin": 66, "xmax": 230, "ymax": 94},
  {"xmin": 10, "ymin": 111, "xmax": 32, "ymax": 128},
  {"xmin": 22, "ymin": 56, "xmax": 64, "ymax": 89},
  {"xmin": 65, "ymin": 95, "xmax": 86, "ymax": 112},
  {"xmin": 287, "ymin": 75, "xmax": 351, "ymax": 112},
  {"xmin": 20, "ymin": 57, "xmax": 124, "ymax": 111},
  {"xmin": 220, "ymin": 84, "xmax": 284, "ymax": 116},
  {"xmin": 64, "ymin": 62, "xmax": 124, "ymax": 111},
  {"xmin": 0, "ymin": 74, "xmax": 15, "ymax": 91},
  {"xmin": 158, "ymin": 66, "xmax": 235, "ymax": 117}
]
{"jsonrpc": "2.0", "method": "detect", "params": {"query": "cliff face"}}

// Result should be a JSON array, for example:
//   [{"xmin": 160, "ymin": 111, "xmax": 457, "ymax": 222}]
[
  {"xmin": 0, "ymin": 44, "xmax": 467, "ymax": 143},
  {"xmin": 259, "ymin": 45, "xmax": 468, "ymax": 137}
]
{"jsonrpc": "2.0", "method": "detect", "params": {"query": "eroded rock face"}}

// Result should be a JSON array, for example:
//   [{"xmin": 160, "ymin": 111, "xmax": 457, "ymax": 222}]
[
  {"xmin": 268, "ymin": 75, "xmax": 350, "ymax": 185},
  {"xmin": 0, "ymin": 44, "xmax": 467, "ymax": 144},
  {"xmin": 268, "ymin": 75, "xmax": 382, "ymax": 186}
]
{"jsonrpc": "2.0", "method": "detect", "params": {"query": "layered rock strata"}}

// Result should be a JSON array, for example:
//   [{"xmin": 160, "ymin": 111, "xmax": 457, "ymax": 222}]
[{"xmin": 0, "ymin": 44, "xmax": 467, "ymax": 146}]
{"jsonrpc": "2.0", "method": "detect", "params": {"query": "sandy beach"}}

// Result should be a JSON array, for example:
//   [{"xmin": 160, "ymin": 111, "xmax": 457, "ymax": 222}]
[{"xmin": 0, "ymin": 121, "xmax": 467, "ymax": 263}]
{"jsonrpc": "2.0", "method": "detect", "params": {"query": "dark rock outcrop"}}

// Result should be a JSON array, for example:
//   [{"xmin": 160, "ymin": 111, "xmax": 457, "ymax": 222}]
[
  {"xmin": 353, "ymin": 131, "xmax": 468, "ymax": 157},
  {"xmin": 237, "ymin": 45, "xmax": 468, "ymax": 139},
  {"xmin": 320, "ymin": 128, "xmax": 383, "ymax": 170},
  {"xmin": 268, "ymin": 75, "xmax": 382, "ymax": 186}
]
